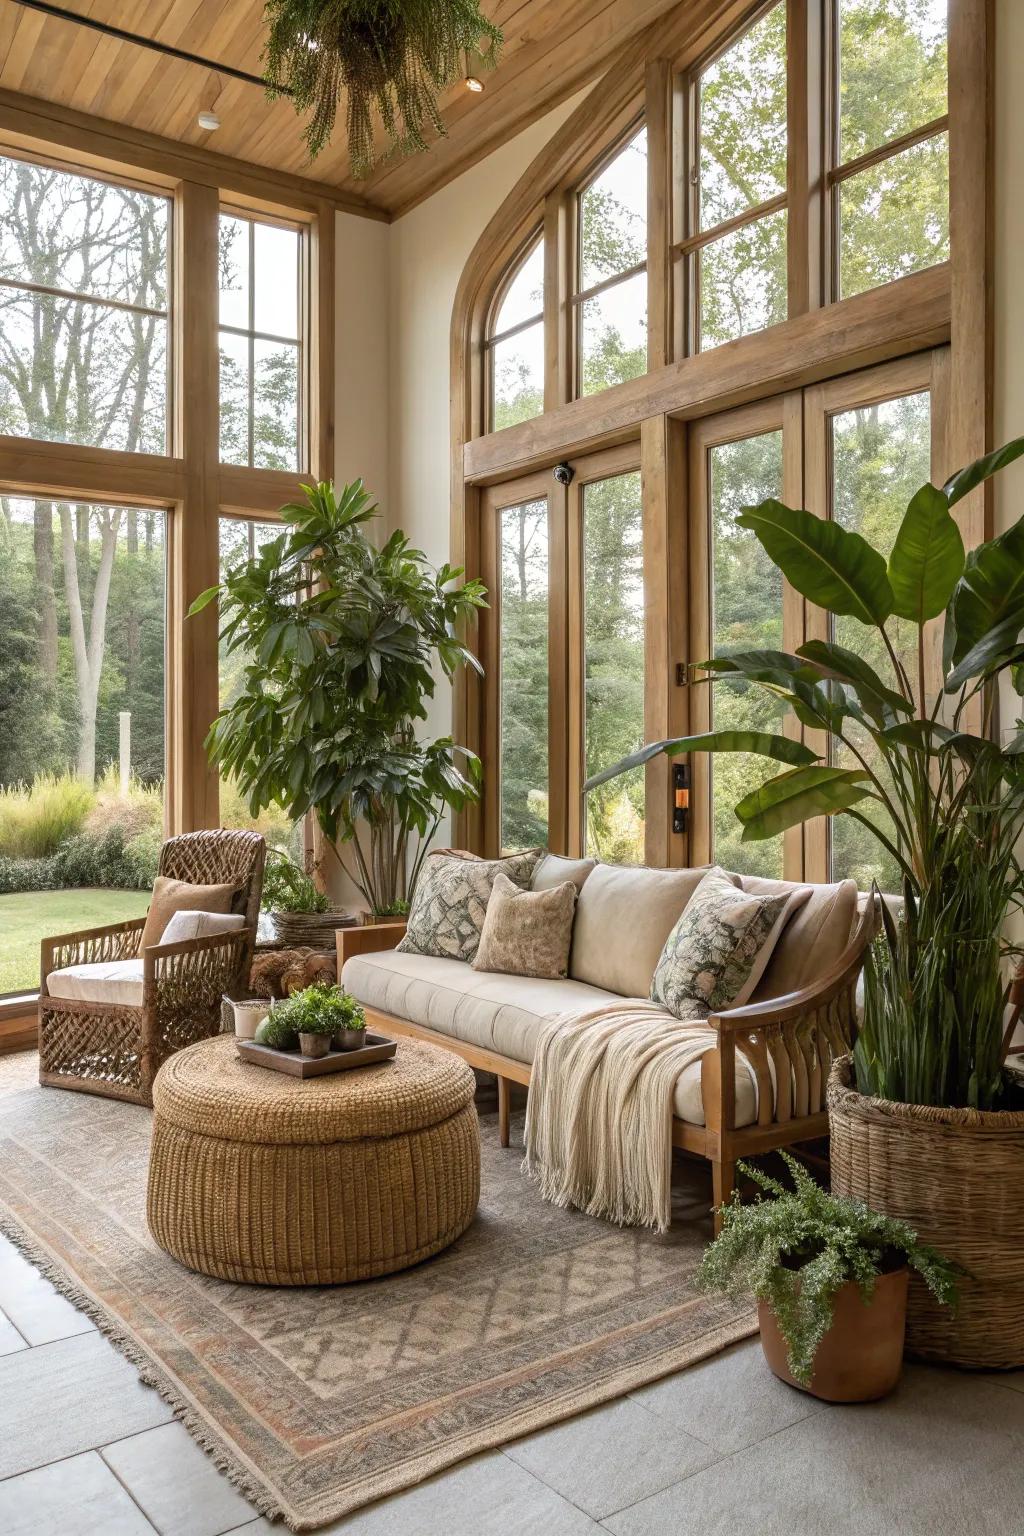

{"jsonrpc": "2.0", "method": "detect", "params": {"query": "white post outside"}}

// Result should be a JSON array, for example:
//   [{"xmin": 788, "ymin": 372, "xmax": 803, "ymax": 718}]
[{"xmin": 119, "ymin": 711, "xmax": 131, "ymax": 794}]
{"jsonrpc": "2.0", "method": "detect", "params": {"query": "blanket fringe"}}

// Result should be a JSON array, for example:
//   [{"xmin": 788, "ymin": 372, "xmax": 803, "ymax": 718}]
[{"xmin": 0, "ymin": 1207, "xmax": 290, "ymax": 1528}]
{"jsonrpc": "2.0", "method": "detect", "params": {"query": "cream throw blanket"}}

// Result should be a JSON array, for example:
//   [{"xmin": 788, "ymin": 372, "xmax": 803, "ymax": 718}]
[{"xmin": 523, "ymin": 1000, "xmax": 752, "ymax": 1233}]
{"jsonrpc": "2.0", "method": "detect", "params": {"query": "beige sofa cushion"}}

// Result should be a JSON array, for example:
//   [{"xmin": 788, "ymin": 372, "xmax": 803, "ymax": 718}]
[
  {"xmin": 341, "ymin": 948, "xmax": 762, "ymax": 1128},
  {"xmin": 531, "ymin": 853, "xmax": 597, "ymax": 893},
  {"xmin": 47, "ymin": 959, "xmax": 144, "ymax": 1009},
  {"xmin": 472, "ymin": 874, "xmax": 577, "ymax": 979},
  {"xmin": 570, "ymin": 864, "xmax": 714, "ymax": 997},
  {"xmin": 741, "ymin": 875, "xmax": 859, "ymax": 1000}
]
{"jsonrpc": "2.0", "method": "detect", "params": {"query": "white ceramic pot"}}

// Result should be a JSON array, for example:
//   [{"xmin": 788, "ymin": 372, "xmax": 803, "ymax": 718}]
[{"xmin": 231, "ymin": 999, "xmax": 271, "ymax": 1040}]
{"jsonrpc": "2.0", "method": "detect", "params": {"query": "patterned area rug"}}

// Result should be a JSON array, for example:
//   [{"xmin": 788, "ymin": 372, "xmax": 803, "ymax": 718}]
[{"xmin": 0, "ymin": 1051, "xmax": 755, "ymax": 1530}]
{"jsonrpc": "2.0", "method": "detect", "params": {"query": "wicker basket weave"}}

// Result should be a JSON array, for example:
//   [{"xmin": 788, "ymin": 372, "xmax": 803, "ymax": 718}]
[
  {"xmin": 271, "ymin": 910, "xmax": 354, "ymax": 947},
  {"xmin": 828, "ymin": 1054, "xmax": 1024, "ymax": 1368}
]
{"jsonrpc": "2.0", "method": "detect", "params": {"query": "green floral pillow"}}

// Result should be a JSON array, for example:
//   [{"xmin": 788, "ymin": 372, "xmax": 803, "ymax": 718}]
[
  {"xmin": 398, "ymin": 849, "xmax": 542, "ymax": 963},
  {"xmin": 651, "ymin": 866, "xmax": 809, "ymax": 1020}
]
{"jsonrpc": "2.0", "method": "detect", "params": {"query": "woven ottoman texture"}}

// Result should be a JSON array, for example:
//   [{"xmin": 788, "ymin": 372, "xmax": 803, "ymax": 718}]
[{"xmin": 147, "ymin": 1034, "xmax": 479, "ymax": 1285}]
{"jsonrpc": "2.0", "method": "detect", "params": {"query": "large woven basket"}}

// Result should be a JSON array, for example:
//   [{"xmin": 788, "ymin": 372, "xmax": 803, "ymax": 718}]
[
  {"xmin": 271, "ymin": 910, "xmax": 353, "ymax": 947},
  {"xmin": 828, "ymin": 1055, "xmax": 1024, "ymax": 1368}
]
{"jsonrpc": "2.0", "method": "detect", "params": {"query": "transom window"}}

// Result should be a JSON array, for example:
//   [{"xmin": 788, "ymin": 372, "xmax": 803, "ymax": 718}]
[
  {"xmin": 0, "ymin": 154, "xmax": 170, "ymax": 453},
  {"xmin": 218, "ymin": 212, "xmax": 305, "ymax": 471},
  {"xmin": 485, "ymin": 236, "xmax": 544, "ymax": 431},
  {"xmin": 682, "ymin": 1, "xmax": 787, "ymax": 352},
  {"xmin": 830, "ymin": 0, "xmax": 949, "ymax": 299},
  {"xmin": 575, "ymin": 127, "xmax": 648, "ymax": 395}
]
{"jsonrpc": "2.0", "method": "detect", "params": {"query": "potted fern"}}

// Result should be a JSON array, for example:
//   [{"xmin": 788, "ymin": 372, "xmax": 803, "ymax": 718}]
[
  {"xmin": 699, "ymin": 1155, "xmax": 955, "ymax": 1401},
  {"xmin": 587, "ymin": 435, "xmax": 1024, "ymax": 1367}
]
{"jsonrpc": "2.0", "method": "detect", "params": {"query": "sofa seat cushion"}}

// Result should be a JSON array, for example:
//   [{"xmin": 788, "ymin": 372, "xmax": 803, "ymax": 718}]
[
  {"xmin": 47, "ymin": 960, "xmax": 144, "ymax": 1009},
  {"xmin": 341, "ymin": 949, "xmax": 762, "ymax": 1128}
]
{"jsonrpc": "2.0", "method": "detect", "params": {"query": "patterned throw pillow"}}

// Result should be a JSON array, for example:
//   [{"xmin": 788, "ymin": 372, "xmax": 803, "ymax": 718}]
[
  {"xmin": 472, "ymin": 874, "xmax": 577, "ymax": 979},
  {"xmin": 398, "ymin": 849, "xmax": 542, "ymax": 963},
  {"xmin": 650, "ymin": 866, "xmax": 810, "ymax": 1020}
]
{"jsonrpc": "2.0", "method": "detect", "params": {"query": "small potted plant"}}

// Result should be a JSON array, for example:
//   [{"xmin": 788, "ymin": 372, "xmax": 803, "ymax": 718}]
[
  {"xmin": 260, "ymin": 850, "xmax": 351, "ymax": 948},
  {"xmin": 331, "ymin": 991, "xmax": 367, "ymax": 1051},
  {"xmin": 257, "ymin": 982, "xmax": 366, "ymax": 1057},
  {"xmin": 698, "ymin": 1154, "xmax": 956, "ymax": 1402}
]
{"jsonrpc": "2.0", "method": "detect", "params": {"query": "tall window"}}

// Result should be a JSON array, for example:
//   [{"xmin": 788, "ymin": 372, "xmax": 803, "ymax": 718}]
[
  {"xmin": 684, "ymin": 2, "xmax": 787, "ymax": 352},
  {"xmin": 576, "ymin": 127, "xmax": 648, "ymax": 395},
  {"xmin": 583, "ymin": 471, "xmax": 645, "ymax": 863},
  {"xmin": 498, "ymin": 498, "xmax": 550, "ymax": 851},
  {"xmin": 829, "ymin": 390, "xmax": 932, "ymax": 889},
  {"xmin": 0, "ymin": 498, "xmax": 165, "ymax": 996},
  {"xmin": 831, "ymin": 0, "xmax": 948, "ymax": 299},
  {"xmin": 486, "ymin": 237, "xmax": 544, "ymax": 431},
  {"xmin": 217, "ymin": 516, "xmax": 300, "ymax": 855},
  {"xmin": 0, "ymin": 155, "xmax": 169, "ymax": 452},
  {"xmin": 218, "ymin": 213, "xmax": 304, "ymax": 470},
  {"xmin": 709, "ymin": 432, "xmax": 786, "ymax": 877}
]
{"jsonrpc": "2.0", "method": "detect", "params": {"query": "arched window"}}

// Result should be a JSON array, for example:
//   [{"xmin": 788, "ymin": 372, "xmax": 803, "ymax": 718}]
[
  {"xmin": 484, "ymin": 235, "xmax": 544, "ymax": 431},
  {"xmin": 575, "ymin": 126, "xmax": 647, "ymax": 396}
]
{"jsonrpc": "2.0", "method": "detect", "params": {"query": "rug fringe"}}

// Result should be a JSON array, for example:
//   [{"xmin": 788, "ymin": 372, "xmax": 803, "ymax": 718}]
[{"xmin": 0, "ymin": 1207, "xmax": 290, "ymax": 1528}]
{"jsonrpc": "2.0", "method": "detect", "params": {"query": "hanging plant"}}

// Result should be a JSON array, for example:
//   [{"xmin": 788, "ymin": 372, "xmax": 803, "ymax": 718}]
[{"xmin": 263, "ymin": 0, "xmax": 503, "ymax": 175}]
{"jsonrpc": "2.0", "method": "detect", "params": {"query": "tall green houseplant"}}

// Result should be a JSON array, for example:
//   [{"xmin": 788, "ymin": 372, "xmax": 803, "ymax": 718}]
[
  {"xmin": 192, "ymin": 481, "xmax": 486, "ymax": 914},
  {"xmin": 587, "ymin": 437, "xmax": 1024, "ymax": 1111}
]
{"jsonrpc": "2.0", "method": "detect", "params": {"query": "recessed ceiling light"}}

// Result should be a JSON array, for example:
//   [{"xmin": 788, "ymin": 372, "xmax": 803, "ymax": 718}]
[
  {"xmin": 464, "ymin": 74, "xmax": 484, "ymax": 93},
  {"xmin": 197, "ymin": 110, "xmax": 220, "ymax": 131}
]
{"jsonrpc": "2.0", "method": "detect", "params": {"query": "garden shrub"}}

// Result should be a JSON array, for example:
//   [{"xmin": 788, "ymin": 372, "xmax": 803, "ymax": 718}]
[
  {"xmin": 0, "ymin": 773, "xmax": 94, "ymax": 859},
  {"xmin": 85, "ymin": 768, "xmax": 163, "ymax": 841}
]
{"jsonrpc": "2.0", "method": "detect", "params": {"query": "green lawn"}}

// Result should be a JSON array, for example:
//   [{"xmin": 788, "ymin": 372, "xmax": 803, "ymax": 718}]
[{"xmin": 0, "ymin": 889, "xmax": 151, "ymax": 996}]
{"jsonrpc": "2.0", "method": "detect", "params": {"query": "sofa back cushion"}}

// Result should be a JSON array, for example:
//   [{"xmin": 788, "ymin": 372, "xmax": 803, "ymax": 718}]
[
  {"xmin": 570, "ymin": 864, "xmax": 713, "ymax": 997},
  {"xmin": 531, "ymin": 853, "xmax": 597, "ymax": 893},
  {"xmin": 741, "ymin": 874, "xmax": 859, "ymax": 999},
  {"xmin": 398, "ymin": 848, "xmax": 541, "ymax": 963}
]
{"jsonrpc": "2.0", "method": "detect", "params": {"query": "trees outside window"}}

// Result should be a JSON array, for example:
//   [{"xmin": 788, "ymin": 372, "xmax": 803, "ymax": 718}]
[
  {"xmin": 487, "ymin": 237, "xmax": 544, "ymax": 431},
  {"xmin": 576, "ymin": 128, "xmax": 648, "ymax": 395},
  {"xmin": 218, "ymin": 214, "xmax": 304, "ymax": 470},
  {"xmin": 498, "ymin": 498, "xmax": 550, "ymax": 851}
]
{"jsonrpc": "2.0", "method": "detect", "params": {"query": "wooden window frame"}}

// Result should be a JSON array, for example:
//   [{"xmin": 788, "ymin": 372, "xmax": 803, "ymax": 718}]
[
  {"xmin": 676, "ymin": 0, "xmax": 789, "ymax": 357},
  {"xmin": 482, "ymin": 229, "xmax": 545, "ymax": 434}
]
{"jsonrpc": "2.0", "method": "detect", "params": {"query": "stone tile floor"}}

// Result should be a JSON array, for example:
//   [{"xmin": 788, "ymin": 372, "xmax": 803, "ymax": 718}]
[{"xmin": 1, "ymin": 1235, "xmax": 1022, "ymax": 1534}]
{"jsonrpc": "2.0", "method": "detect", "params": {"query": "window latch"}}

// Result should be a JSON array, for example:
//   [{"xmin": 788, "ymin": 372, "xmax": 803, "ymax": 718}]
[
  {"xmin": 673, "ymin": 764, "xmax": 690, "ymax": 835},
  {"xmin": 675, "ymin": 662, "xmax": 689, "ymax": 686}
]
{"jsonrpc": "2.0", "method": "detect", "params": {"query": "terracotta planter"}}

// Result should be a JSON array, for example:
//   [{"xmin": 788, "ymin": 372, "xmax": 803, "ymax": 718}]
[
  {"xmin": 758, "ymin": 1267, "xmax": 909, "ymax": 1403},
  {"xmin": 828, "ymin": 1054, "xmax": 1024, "ymax": 1368}
]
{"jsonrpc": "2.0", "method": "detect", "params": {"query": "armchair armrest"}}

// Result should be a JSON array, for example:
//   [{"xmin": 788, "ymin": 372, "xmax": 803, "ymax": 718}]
[{"xmin": 41, "ymin": 917, "xmax": 147, "ymax": 993}]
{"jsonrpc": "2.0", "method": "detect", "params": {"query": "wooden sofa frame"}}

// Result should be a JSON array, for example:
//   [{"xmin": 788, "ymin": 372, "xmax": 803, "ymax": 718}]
[{"xmin": 338, "ymin": 904, "xmax": 875, "ymax": 1232}]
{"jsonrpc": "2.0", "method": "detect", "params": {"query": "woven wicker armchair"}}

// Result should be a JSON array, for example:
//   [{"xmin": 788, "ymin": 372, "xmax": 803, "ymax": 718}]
[{"xmin": 38, "ymin": 830, "xmax": 265, "ymax": 1107}]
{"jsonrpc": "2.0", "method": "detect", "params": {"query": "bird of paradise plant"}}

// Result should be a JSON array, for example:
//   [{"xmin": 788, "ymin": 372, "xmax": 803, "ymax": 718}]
[{"xmin": 586, "ymin": 437, "xmax": 1024, "ymax": 1111}]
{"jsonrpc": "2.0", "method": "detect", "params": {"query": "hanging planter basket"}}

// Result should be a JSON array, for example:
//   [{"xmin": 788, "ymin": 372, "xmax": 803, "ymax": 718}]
[
  {"xmin": 828, "ymin": 1054, "xmax": 1024, "ymax": 1368},
  {"xmin": 263, "ymin": 0, "xmax": 503, "ymax": 173}
]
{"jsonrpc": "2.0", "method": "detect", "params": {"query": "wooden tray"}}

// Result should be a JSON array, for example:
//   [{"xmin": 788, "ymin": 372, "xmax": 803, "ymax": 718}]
[{"xmin": 236, "ymin": 1033, "xmax": 398, "ymax": 1078}]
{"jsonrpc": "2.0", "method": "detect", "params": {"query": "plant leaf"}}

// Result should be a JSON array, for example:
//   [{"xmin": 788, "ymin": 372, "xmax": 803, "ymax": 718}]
[
  {"xmin": 943, "ymin": 435, "xmax": 1024, "ymax": 508},
  {"xmin": 944, "ymin": 611, "xmax": 1024, "ymax": 692},
  {"xmin": 581, "ymin": 732, "xmax": 819, "ymax": 793},
  {"xmin": 187, "ymin": 585, "xmax": 220, "ymax": 616},
  {"xmin": 737, "ymin": 499, "xmax": 893, "ymax": 626},
  {"xmin": 887, "ymin": 482, "xmax": 965, "ymax": 623},
  {"xmin": 795, "ymin": 640, "xmax": 912, "ymax": 719},
  {"xmin": 945, "ymin": 514, "xmax": 1024, "ymax": 668},
  {"xmin": 734, "ymin": 766, "xmax": 873, "ymax": 841}
]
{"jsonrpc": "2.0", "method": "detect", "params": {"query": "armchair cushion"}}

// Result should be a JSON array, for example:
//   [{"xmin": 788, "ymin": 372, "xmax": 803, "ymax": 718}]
[
  {"xmin": 141, "ymin": 876, "xmax": 236, "ymax": 949},
  {"xmin": 47, "ymin": 959, "xmax": 144, "ymax": 1009},
  {"xmin": 159, "ymin": 910, "xmax": 247, "ymax": 945}
]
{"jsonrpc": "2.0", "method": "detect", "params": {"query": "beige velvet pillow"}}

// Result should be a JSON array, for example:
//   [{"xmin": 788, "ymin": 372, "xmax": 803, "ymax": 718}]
[
  {"xmin": 531, "ymin": 852, "xmax": 597, "ymax": 893},
  {"xmin": 570, "ymin": 864, "xmax": 720, "ymax": 997},
  {"xmin": 141, "ymin": 876, "xmax": 236, "ymax": 950},
  {"xmin": 472, "ymin": 873, "xmax": 577, "ymax": 979}
]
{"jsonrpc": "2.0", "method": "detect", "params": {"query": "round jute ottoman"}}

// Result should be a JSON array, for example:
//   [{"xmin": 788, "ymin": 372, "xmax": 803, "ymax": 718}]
[{"xmin": 147, "ymin": 1034, "xmax": 479, "ymax": 1285}]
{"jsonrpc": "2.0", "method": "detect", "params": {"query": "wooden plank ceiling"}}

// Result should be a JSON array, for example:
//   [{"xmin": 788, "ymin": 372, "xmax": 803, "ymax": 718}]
[{"xmin": 0, "ymin": 0, "xmax": 683, "ymax": 216}]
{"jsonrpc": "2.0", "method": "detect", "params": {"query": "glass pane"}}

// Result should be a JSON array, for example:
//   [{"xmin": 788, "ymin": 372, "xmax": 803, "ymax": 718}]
[
  {"xmin": 579, "ymin": 128, "xmax": 647, "ymax": 290},
  {"xmin": 218, "ymin": 517, "xmax": 301, "ymax": 862},
  {"xmin": 219, "ymin": 330, "xmax": 250, "ymax": 466},
  {"xmin": 499, "ymin": 499, "xmax": 549, "ymax": 851},
  {"xmin": 583, "ymin": 471, "xmax": 645, "ymax": 865},
  {"xmin": 710, "ymin": 432, "xmax": 785, "ymax": 878},
  {"xmin": 831, "ymin": 391, "xmax": 931, "ymax": 890},
  {"xmin": 699, "ymin": 207, "xmax": 787, "ymax": 351},
  {"xmin": 218, "ymin": 214, "xmax": 249, "ymax": 330},
  {"xmin": 0, "ymin": 290, "xmax": 167, "ymax": 452},
  {"xmin": 0, "ymin": 499, "xmax": 165, "ymax": 996},
  {"xmin": 253, "ymin": 338, "xmax": 299, "ymax": 471},
  {"xmin": 254, "ymin": 221, "xmax": 300, "ymax": 340},
  {"xmin": 838, "ymin": 133, "xmax": 949, "ymax": 300},
  {"xmin": 698, "ymin": 1, "xmax": 787, "ymax": 229},
  {"xmin": 493, "ymin": 239, "xmax": 544, "ymax": 334},
  {"xmin": 580, "ymin": 270, "xmax": 647, "ymax": 395},
  {"xmin": 491, "ymin": 321, "xmax": 544, "ymax": 431},
  {"xmin": 0, "ymin": 156, "xmax": 168, "ymax": 307},
  {"xmin": 838, "ymin": 0, "xmax": 947, "ymax": 163}
]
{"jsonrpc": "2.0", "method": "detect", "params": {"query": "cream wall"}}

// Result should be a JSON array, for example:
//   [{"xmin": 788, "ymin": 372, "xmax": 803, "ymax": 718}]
[
  {"xmin": 334, "ymin": 210, "xmax": 391, "ymax": 511},
  {"xmin": 994, "ymin": 0, "xmax": 1024, "ymax": 541}
]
